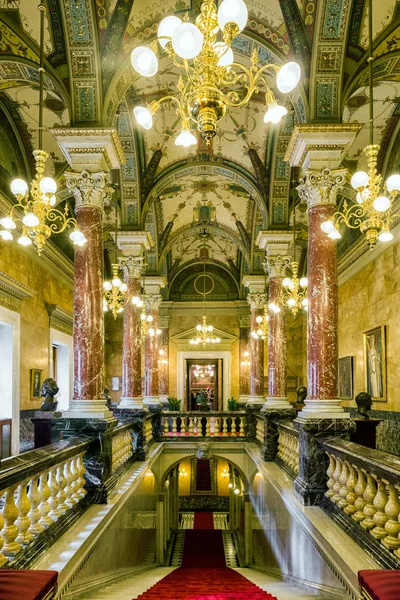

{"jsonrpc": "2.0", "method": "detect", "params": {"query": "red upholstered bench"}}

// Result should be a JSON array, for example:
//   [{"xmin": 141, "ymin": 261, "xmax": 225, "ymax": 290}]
[
  {"xmin": 0, "ymin": 570, "xmax": 58, "ymax": 600},
  {"xmin": 358, "ymin": 570, "xmax": 400, "ymax": 600}
]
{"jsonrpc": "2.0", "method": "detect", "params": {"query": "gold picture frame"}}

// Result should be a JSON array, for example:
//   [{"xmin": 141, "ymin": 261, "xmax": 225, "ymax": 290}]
[
  {"xmin": 30, "ymin": 368, "xmax": 42, "ymax": 399},
  {"xmin": 363, "ymin": 325, "xmax": 386, "ymax": 402}
]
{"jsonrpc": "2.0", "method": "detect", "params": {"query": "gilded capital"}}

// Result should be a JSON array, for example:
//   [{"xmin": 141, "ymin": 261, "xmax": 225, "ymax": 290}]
[
  {"xmin": 263, "ymin": 255, "xmax": 291, "ymax": 277},
  {"xmin": 64, "ymin": 170, "xmax": 114, "ymax": 210},
  {"xmin": 297, "ymin": 168, "xmax": 347, "ymax": 209},
  {"xmin": 247, "ymin": 293, "xmax": 267, "ymax": 310},
  {"xmin": 145, "ymin": 294, "xmax": 162, "ymax": 312},
  {"xmin": 120, "ymin": 256, "xmax": 145, "ymax": 280}
]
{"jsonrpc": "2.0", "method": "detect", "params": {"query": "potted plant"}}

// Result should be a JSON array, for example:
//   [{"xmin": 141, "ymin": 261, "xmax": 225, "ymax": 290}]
[
  {"xmin": 167, "ymin": 397, "xmax": 181, "ymax": 411},
  {"xmin": 228, "ymin": 397, "xmax": 239, "ymax": 411}
]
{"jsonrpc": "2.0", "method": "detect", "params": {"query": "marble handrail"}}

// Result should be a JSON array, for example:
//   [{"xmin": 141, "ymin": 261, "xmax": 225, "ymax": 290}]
[
  {"xmin": 0, "ymin": 437, "xmax": 89, "ymax": 568},
  {"xmin": 277, "ymin": 422, "xmax": 299, "ymax": 475},
  {"xmin": 320, "ymin": 438, "xmax": 400, "ymax": 559},
  {"xmin": 161, "ymin": 411, "xmax": 247, "ymax": 438}
]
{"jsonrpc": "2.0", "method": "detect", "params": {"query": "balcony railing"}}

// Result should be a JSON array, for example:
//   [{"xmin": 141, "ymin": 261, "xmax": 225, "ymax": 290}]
[
  {"xmin": 277, "ymin": 422, "xmax": 299, "ymax": 476},
  {"xmin": 159, "ymin": 411, "xmax": 248, "ymax": 439}
]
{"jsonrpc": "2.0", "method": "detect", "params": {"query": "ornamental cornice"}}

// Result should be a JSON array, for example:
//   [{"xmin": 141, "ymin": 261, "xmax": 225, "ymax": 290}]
[
  {"xmin": 247, "ymin": 292, "xmax": 267, "ymax": 310},
  {"xmin": 51, "ymin": 127, "xmax": 126, "ymax": 168},
  {"xmin": 297, "ymin": 168, "xmax": 348, "ymax": 209},
  {"xmin": 45, "ymin": 303, "xmax": 73, "ymax": 336},
  {"xmin": 0, "ymin": 271, "xmax": 36, "ymax": 312},
  {"xmin": 64, "ymin": 171, "xmax": 114, "ymax": 210}
]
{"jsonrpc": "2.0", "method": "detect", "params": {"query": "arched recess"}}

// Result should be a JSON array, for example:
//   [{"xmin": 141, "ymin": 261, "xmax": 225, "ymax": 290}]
[
  {"xmin": 142, "ymin": 158, "xmax": 268, "ymax": 228},
  {"xmin": 158, "ymin": 453, "xmax": 251, "ymax": 495},
  {"xmin": 167, "ymin": 261, "xmax": 240, "ymax": 302}
]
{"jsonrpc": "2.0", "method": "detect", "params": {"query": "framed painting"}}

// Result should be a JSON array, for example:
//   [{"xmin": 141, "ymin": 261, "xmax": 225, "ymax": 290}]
[
  {"xmin": 30, "ymin": 369, "xmax": 42, "ymax": 399},
  {"xmin": 363, "ymin": 326, "xmax": 386, "ymax": 402},
  {"xmin": 338, "ymin": 356, "xmax": 353, "ymax": 400}
]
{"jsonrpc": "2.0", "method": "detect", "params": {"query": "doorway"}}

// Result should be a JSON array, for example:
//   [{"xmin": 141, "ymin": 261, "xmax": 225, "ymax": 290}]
[{"xmin": 186, "ymin": 359, "xmax": 223, "ymax": 411}]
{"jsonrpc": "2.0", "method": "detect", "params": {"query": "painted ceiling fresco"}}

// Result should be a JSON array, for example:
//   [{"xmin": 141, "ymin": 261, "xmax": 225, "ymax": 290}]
[{"xmin": 0, "ymin": 0, "xmax": 399, "ymax": 292}]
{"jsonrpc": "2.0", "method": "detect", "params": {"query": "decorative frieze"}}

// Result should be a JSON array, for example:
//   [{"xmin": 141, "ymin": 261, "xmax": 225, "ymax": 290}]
[{"xmin": 0, "ymin": 271, "xmax": 36, "ymax": 313}]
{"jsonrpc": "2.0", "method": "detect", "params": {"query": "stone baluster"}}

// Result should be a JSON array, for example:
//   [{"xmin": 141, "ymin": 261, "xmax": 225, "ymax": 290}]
[
  {"xmin": 180, "ymin": 416, "xmax": 186, "ymax": 436},
  {"xmin": 222, "ymin": 417, "xmax": 228, "ymax": 436},
  {"xmin": 331, "ymin": 457, "xmax": 343, "ymax": 504},
  {"xmin": 38, "ymin": 472, "xmax": 53, "ymax": 528},
  {"xmin": 360, "ymin": 473, "xmax": 377, "ymax": 531},
  {"xmin": 172, "ymin": 417, "xmax": 177, "ymax": 436},
  {"xmin": 15, "ymin": 482, "xmax": 32, "ymax": 547},
  {"xmin": 239, "ymin": 417, "xmax": 245, "ymax": 437},
  {"xmin": 198, "ymin": 418, "xmax": 204, "ymax": 437},
  {"xmin": 205, "ymin": 418, "xmax": 211, "ymax": 437},
  {"xmin": 337, "ymin": 461, "xmax": 350, "ymax": 509},
  {"xmin": 163, "ymin": 416, "xmax": 169, "ymax": 436},
  {"xmin": 0, "ymin": 509, "xmax": 7, "ymax": 567},
  {"xmin": 215, "ymin": 417, "xmax": 220, "ymax": 436},
  {"xmin": 188, "ymin": 417, "xmax": 194, "ymax": 435},
  {"xmin": 77, "ymin": 455, "xmax": 87, "ymax": 499},
  {"xmin": 69, "ymin": 458, "xmax": 80, "ymax": 504},
  {"xmin": 371, "ymin": 477, "xmax": 389, "ymax": 539},
  {"xmin": 344, "ymin": 464, "xmax": 358, "ymax": 516},
  {"xmin": 56, "ymin": 464, "xmax": 68, "ymax": 514},
  {"xmin": 352, "ymin": 468, "xmax": 368, "ymax": 523},
  {"xmin": 384, "ymin": 484, "xmax": 400, "ymax": 552},
  {"xmin": 64, "ymin": 460, "xmax": 75, "ymax": 508},
  {"xmin": 231, "ymin": 417, "xmax": 237, "ymax": 436},
  {"xmin": 325, "ymin": 455, "xmax": 336, "ymax": 499},
  {"xmin": 48, "ymin": 466, "xmax": 61, "ymax": 521},
  {"xmin": 1, "ymin": 486, "xmax": 21, "ymax": 557},
  {"xmin": 27, "ymin": 477, "xmax": 43, "ymax": 537}
]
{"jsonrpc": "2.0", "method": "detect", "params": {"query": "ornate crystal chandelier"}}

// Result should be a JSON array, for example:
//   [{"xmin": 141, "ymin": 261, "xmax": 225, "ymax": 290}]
[
  {"xmin": 141, "ymin": 309, "xmax": 161, "ymax": 339},
  {"xmin": 193, "ymin": 364, "xmax": 215, "ymax": 377},
  {"xmin": 282, "ymin": 181, "xmax": 308, "ymax": 316},
  {"xmin": 0, "ymin": 4, "xmax": 86, "ymax": 255},
  {"xmin": 251, "ymin": 305, "xmax": 269, "ymax": 340},
  {"xmin": 130, "ymin": 0, "xmax": 301, "ymax": 145},
  {"xmin": 320, "ymin": 0, "xmax": 400, "ymax": 250}
]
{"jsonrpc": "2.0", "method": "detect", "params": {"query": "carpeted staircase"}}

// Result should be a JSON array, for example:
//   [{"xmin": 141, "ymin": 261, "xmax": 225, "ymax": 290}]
[{"xmin": 195, "ymin": 459, "xmax": 212, "ymax": 491}]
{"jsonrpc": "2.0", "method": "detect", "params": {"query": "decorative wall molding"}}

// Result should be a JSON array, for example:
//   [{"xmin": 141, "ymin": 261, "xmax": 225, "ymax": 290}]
[
  {"xmin": 45, "ymin": 303, "xmax": 73, "ymax": 336},
  {"xmin": 0, "ymin": 271, "xmax": 36, "ymax": 313}
]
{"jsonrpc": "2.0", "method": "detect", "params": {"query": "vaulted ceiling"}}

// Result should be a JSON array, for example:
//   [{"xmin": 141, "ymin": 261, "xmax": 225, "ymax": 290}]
[{"xmin": 0, "ymin": 0, "xmax": 399, "ymax": 299}]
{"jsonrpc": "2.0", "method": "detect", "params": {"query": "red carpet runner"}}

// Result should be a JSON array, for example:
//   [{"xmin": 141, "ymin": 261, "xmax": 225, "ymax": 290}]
[
  {"xmin": 195, "ymin": 459, "xmax": 212, "ymax": 491},
  {"xmin": 135, "ymin": 529, "xmax": 277, "ymax": 600},
  {"xmin": 193, "ymin": 512, "xmax": 214, "ymax": 530}
]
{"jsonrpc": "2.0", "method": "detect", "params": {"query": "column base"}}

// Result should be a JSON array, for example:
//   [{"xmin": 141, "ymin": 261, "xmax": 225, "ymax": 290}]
[
  {"xmin": 246, "ymin": 395, "xmax": 265, "ymax": 406},
  {"xmin": 159, "ymin": 395, "xmax": 169, "ymax": 408},
  {"xmin": 119, "ymin": 396, "xmax": 145, "ymax": 410},
  {"xmin": 143, "ymin": 395, "xmax": 161, "ymax": 409},
  {"xmin": 62, "ymin": 400, "xmax": 115, "ymax": 421},
  {"xmin": 238, "ymin": 394, "xmax": 249, "ymax": 406},
  {"xmin": 297, "ymin": 398, "xmax": 350, "ymax": 420},
  {"xmin": 263, "ymin": 396, "xmax": 291, "ymax": 410}
]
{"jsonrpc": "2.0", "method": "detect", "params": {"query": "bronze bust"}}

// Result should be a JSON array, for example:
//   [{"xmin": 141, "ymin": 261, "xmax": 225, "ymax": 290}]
[
  {"xmin": 39, "ymin": 378, "xmax": 59, "ymax": 411},
  {"xmin": 355, "ymin": 392, "xmax": 372, "ymax": 419},
  {"xmin": 296, "ymin": 385, "xmax": 307, "ymax": 404}
]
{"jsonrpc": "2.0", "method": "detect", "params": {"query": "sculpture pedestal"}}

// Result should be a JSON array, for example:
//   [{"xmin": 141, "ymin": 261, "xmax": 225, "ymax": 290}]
[
  {"xmin": 350, "ymin": 419, "xmax": 381, "ymax": 449},
  {"xmin": 31, "ymin": 411, "xmax": 61, "ymax": 448}
]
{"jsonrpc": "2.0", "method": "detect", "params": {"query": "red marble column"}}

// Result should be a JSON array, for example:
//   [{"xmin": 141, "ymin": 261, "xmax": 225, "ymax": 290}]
[
  {"xmin": 298, "ymin": 169, "xmax": 348, "ymax": 418},
  {"xmin": 238, "ymin": 319, "xmax": 251, "ymax": 404},
  {"xmin": 264, "ymin": 256, "xmax": 291, "ymax": 409},
  {"xmin": 144, "ymin": 295, "xmax": 161, "ymax": 406},
  {"xmin": 120, "ymin": 257, "xmax": 144, "ymax": 408},
  {"xmin": 65, "ymin": 171, "xmax": 114, "ymax": 419},
  {"xmin": 158, "ymin": 323, "xmax": 169, "ymax": 403},
  {"xmin": 248, "ymin": 294, "xmax": 266, "ymax": 405}
]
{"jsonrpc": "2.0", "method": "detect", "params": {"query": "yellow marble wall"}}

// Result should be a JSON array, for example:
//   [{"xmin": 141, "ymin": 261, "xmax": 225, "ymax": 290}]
[
  {"xmin": 0, "ymin": 242, "xmax": 73, "ymax": 410},
  {"xmin": 104, "ymin": 311, "xmax": 124, "ymax": 404},
  {"xmin": 339, "ymin": 241, "xmax": 400, "ymax": 412}
]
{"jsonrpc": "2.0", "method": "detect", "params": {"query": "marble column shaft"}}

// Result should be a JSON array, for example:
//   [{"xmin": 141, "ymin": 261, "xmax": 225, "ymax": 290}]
[
  {"xmin": 239, "ymin": 325, "xmax": 251, "ymax": 398},
  {"xmin": 144, "ymin": 296, "xmax": 161, "ymax": 400},
  {"xmin": 158, "ymin": 327, "xmax": 169, "ymax": 399},
  {"xmin": 267, "ymin": 275, "xmax": 287, "ymax": 398},
  {"xmin": 248, "ymin": 294, "xmax": 266, "ymax": 401},
  {"xmin": 121, "ymin": 272, "xmax": 142, "ymax": 401}
]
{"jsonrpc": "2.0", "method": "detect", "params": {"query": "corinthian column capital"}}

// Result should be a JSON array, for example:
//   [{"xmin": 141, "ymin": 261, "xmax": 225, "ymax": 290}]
[
  {"xmin": 247, "ymin": 293, "xmax": 267, "ymax": 310},
  {"xmin": 297, "ymin": 168, "xmax": 348, "ymax": 209},
  {"xmin": 119, "ymin": 256, "xmax": 145, "ymax": 280},
  {"xmin": 65, "ymin": 171, "xmax": 114, "ymax": 210},
  {"xmin": 263, "ymin": 255, "xmax": 291, "ymax": 277},
  {"xmin": 145, "ymin": 294, "xmax": 162, "ymax": 312}
]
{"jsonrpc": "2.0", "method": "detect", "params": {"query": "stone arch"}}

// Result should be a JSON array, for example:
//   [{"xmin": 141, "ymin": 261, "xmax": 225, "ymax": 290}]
[{"xmin": 167, "ymin": 260, "xmax": 240, "ymax": 302}]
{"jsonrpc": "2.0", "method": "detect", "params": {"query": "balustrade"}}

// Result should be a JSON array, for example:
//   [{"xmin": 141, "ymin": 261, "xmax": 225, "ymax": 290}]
[
  {"xmin": 112, "ymin": 427, "xmax": 134, "ymax": 472},
  {"xmin": 320, "ymin": 438, "xmax": 400, "ymax": 560},
  {"xmin": 0, "ymin": 438, "xmax": 89, "ymax": 567},
  {"xmin": 161, "ymin": 411, "xmax": 247, "ymax": 439},
  {"xmin": 277, "ymin": 424, "xmax": 299, "ymax": 475}
]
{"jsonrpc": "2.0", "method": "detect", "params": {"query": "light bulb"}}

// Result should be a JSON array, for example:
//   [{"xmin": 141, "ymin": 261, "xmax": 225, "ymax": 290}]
[
  {"xmin": 328, "ymin": 230, "xmax": 341, "ymax": 240},
  {"xmin": 172, "ymin": 23, "xmax": 203, "ymax": 59},
  {"xmin": 206, "ymin": 337, "xmax": 211, "ymax": 343},
  {"xmin": 218, "ymin": 0, "xmax": 248, "ymax": 32},
  {"xmin": 0, "ymin": 230, "xmax": 12, "ymax": 241},
  {"xmin": 282, "ymin": 277, "xmax": 292, "ymax": 288},
  {"xmin": 156, "ymin": 329, "xmax": 161, "ymax": 335},
  {"xmin": 276, "ymin": 62, "xmax": 301, "ymax": 93},
  {"xmin": 141, "ymin": 313, "xmax": 146, "ymax": 321},
  {"xmin": 120, "ymin": 282, "xmax": 128, "ymax": 293},
  {"xmin": 256, "ymin": 315, "xmax": 262, "ymax": 323},
  {"xmin": 373, "ymin": 196, "xmax": 391, "ymax": 212},
  {"xmin": 70, "ymin": 229, "xmax": 86, "ymax": 245},
  {"xmin": 22, "ymin": 212, "xmax": 39, "ymax": 227},
  {"xmin": 351, "ymin": 171, "xmax": 369, "ymax": 190},
  {"xmin": 196, "ymin": 324, "xmax": 202, "ymax": 331},
  {"xmin": 130, "ymin": 46, "xmax": 158, "ymax": 77},
  {"xmin": 10, "ymin": 178, "xmax": 28, "ymax": 196},
  {"xmin": 320, "ymin": 220, "xmax": 335, "ymax": 234},
  {"xmin": 132, "ymin": 296, "xmax": 141, "ymax": 306},
  {"xmin": 386, "ymin": 174, "xmax": 400, "ymax": 193},
  {"xmin": 147, "ymin": 315, "xmax": 154, "ymax": 322},
  {"xmin": 378, "ymin": 231, "xmax": 393, "ymax": 242},
  {"xmin": 175, "ymin": 128, "xmax": 197, "ymax": 147},
  {"xmin": 159, "ymin": 349, "xmax": 165, "ymax": 355},
  {"xmin": 263, "ymin": 102, "xmax": 287, "ymax": 124},
  {"xmin": 103, "ymin": 301, "xmax": 108, "ymax": 312},
  {"xmin": 257, "ymin": 329, "xmax": 263, "ymax": 336},
  {"xmin": 40, "ymin": 177, "xmax": 57, "ymax": 194},
  {"xmin": 287, "ymin": 298, "xmax": 296, "ymax": 307},
  {"xmin": 50, "ymin": 195, "xmax": 56, "ymax": 206},
  {"xmin": 118, "ymin": 307, "xmax": 124, "ymax": 313},
  {"xmin": 103, "ymin": 281, "xmax": 112, "ymax": 291},
  {"xmin": 356, "ymin": 189, "xmax": 370, "ymax": 204},
  {"xmin": 216, "ymin": 337, "xmax": 221, "ymax": 343},
  {"xmin": 251, "ymin": 331, "xmax": 258, "ymax": 338},
  {"xmin": 112, "ymin": 277, "xmax": 122, "ymax": 288},
  {"xmin": 217, "ymin": 46, "xmax": 234, "ymax": 67},
  {"xmin": 18, "ymin": 235, "xmax": 32, "ymax": 246},
  {"xmin": 234, "ymin": 488, "xmax": 240, "ymax": 495},
  {"xmin": 228, "ymin": 482, "xmax": 233, "ymax": 488},
  {"xmin": 0, "ymin": 216, "xmax": 16, "ymax": 230},
  {"xmin": 244, "ymin": 351, "xmax": 249, "ymax": 357},
  {"xmin": 302, "ymin": 298, "xmax": 309, "ymax": 306},
  {"xmin": 134, "ymin": 106, "xmax": 153, "ymax": 130},
  {"xmin": 208, "ymin": 325, "xmax": 214, "ymax": 332},
  {"xmin": 299, "ymin": 277, "xmax": 308, "ymax": 287},
  {"xmin": 158, "ymin": 16, "xmax": 182, "ymax": 49},
  {"xmin": 148, "ymin": 328, "xmax": 155, "ymax": 336}
]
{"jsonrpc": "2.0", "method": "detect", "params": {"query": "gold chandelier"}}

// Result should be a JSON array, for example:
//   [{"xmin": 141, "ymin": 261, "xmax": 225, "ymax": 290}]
[
  {"xmin": 130, "ymin": 0, "xmax": 301, "ymax": 145},
  {"xmin": 251, "ymin": 305, "xmax": 269, "ymax": 340},
  {"xmin": 321, "ymin": 0, "xmax": 400, "ymax": 250},
  {"xmin": 141, "ymin": 309, "xmax": 161, "ymax": 339},
  {"xmin": 282, "ymin": 180, "xmax": 308, "ymax": 316},
  {"xmin": 193, "ymin": 364, "xmax": 215, "ymax": 377},
  {"xmin": 0, "ymin": 4, "xmax": 86, "ymax": 255},
  {"xmin": 103, "ymin": 263, "xmax": 127, "ymax": 319}
]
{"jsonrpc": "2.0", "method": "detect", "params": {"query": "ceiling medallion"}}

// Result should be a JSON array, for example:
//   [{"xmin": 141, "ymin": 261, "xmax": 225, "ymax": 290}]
[
  {"xmin": 320, "ymin": 0, "xmax": 400, "ymax": 250},
  {"xmin": 130, "ymin": 0, "xmax": 301, "ymax": 145},
  {"xmin": 0, "ymin": 4, "xmax": 86, "ymax": 255}
]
